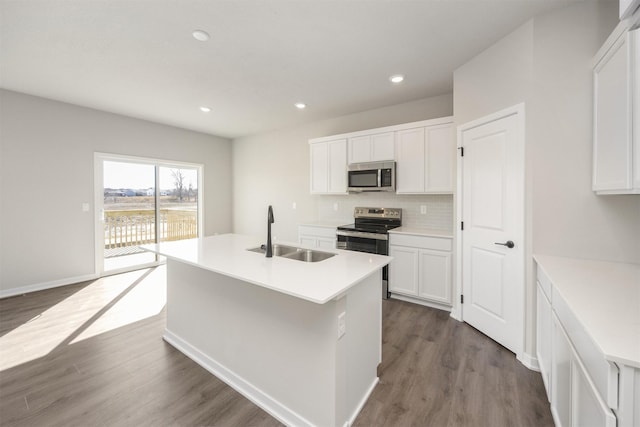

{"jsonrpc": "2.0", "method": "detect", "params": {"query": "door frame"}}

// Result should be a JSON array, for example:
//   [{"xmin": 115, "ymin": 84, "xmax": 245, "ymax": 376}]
[
  {"xmin": 94, "ymin": 152, "xmax": 204, "ymax": 277},
  {"xmin": 453, "ymin": 103, "xmax": 526, "ymax": 360}
]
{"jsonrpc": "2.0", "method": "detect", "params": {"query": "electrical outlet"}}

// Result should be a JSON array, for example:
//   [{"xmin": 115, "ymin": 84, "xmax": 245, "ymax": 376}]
[
  {"xmin": 333, "ymin": 203, "xmax": 338, "ymax": 212},
  {"xmin": 420, "ymin": 205, "xmax": 427, "ymax": 215},
  {"xmin": 82, "ymin": 203, "xmax": 90, "ymax": 212},
  {"xmin": 292, "ymin": 202, "xmax": 297, "ymax": 210},
  {"xmin": 337, "ymin": 312, "xmax": 346, "ymax": 339}
]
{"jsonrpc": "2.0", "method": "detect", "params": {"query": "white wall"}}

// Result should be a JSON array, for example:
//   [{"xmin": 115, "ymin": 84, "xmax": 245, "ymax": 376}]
[
  {"xmin": 530, "ymin": 3, "xmax": 639, "ymax": 263},
  {"xmin": 453, "ymin": 2, "xmax": 636, "ymax": 360},
  {"xmin": 232, "ymin": 94, "xmax": 453, "ymax": 242},
  {"xmin": 0, "ymin": 90, "xmax": 232, "ymax": 294}
]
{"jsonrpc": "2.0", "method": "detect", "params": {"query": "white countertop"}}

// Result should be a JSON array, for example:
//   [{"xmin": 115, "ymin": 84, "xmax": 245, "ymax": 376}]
[
  {"xmin": 534, "ymin": 254, "xmax": 640, "ymax": 368},
  {"xmin": 142, "ymin": 234, "xmax": 391, "ymax": 305},
  {"xmin": 388, "ymin": 227, "xmax": 453, "ymax": 238}
]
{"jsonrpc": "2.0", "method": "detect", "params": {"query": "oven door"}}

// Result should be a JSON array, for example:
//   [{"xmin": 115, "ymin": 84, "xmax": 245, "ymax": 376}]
[
  {"xmin": 336, "ymin": 232, "xmax": 390, "ymax": 299},
  {"xmin": 336, "ymin": 232, "xmax": 388, "ymax": 255}
]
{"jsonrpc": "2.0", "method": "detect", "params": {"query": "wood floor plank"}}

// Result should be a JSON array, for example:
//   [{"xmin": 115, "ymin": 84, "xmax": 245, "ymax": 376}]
[{"xmin": 0, "ymin": 269, "xmax": 553, "ymax": 427}]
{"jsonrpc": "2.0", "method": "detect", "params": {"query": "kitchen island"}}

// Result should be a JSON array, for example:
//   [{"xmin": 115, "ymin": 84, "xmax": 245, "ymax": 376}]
[{"xmin": 142, "ymin": 233, "xmax": 391, "ymax": 427}]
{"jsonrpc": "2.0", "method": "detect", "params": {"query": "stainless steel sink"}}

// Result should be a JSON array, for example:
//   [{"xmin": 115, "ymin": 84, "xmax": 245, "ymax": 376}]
[
  {"xmin": 281, "ymin": 249, "xmax": 336, "ymax": 263},
  {"xmin": 247, "ymin": 245, "xmax": 336, "ymax": 262},
  {"xmin": 247, "ymin": 244, "xmax": 299, "ymax": 256}
]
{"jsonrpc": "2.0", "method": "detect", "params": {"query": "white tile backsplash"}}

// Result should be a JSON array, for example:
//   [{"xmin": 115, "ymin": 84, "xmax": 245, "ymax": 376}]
[{"xmin": 316, "ymin": 193, "xmax": 453, "ymax": 231}]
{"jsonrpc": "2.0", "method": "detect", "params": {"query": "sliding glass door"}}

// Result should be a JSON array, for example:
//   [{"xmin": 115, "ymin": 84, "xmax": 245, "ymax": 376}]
[{"xmin": 96, "ymin": 154, "xmax": 202, "ymax": 276}]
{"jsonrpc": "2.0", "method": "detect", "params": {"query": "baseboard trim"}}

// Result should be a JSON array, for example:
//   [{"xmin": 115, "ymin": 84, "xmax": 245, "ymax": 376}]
[
  {"xmin": 163, "ymin": 329, "xmax": 314, "ymax": 427},
  {"xmin": 518, "ymin": 351, "xmax": 540, "ymax": 371},
  {"xmin": 389, "ymin": 293, "xmax": 452, "ymax": 312},
  {"xmin": 0, "ymin": 273, "xmax": 98, "ymax": 299},
  {"xmin": 347, "ymin": 377, "xmax": 379, "ymax": 427}
]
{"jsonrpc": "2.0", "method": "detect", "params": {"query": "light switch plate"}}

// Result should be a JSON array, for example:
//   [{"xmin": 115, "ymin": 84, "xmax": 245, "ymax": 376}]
[
  {"xmin": 82, "ymin": 203, "xmax": 90, "ymax": 212},
  {"xmin": 337, "ymin": 312, "xmax": 346, "ymax": 339}
]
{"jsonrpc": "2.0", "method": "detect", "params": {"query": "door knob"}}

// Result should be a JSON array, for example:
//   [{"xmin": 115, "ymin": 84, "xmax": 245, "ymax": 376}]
[{"xmin": 494, "ymin": 240, "xmax": 515, "ymax": 249}]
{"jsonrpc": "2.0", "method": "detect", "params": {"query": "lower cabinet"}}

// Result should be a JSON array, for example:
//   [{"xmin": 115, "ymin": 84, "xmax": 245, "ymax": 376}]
[
  {"xmin": 551, "ymin": 313, "xmax": 616, "ymax": 427},
  {"xmin": 298, "ymin": 224, "xmax": 337, "ymax": 249},
  {"xmin": 536, "ymin": 260, "xmax": 637, "ymax": 427},
  {"xmin": 388, "ymin": 232, "xmax": 452, "ymax": 307},
  {"xmin": 536, "ymin": 282, "xmax": 552, "ymax": 398}
]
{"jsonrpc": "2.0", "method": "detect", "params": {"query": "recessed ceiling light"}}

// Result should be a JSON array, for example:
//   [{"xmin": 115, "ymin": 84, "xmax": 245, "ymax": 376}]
[
  {"xmin": 294, "ymin": 103, "xmax": 306, "ymax": 109},
  {"xmin": 192, "ymin": 30, "xmax": 210, "ymax": 42},
  {"xmin": 389, "ymin": 74, "xmax": 405, "ymax": 84},
  {"xmin": 200, "ymin": 106, "xmax": 211, "ymax": 112}
]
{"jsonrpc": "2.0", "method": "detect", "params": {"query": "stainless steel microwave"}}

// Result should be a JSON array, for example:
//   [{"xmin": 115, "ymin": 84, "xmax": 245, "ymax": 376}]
[{"xmin": 347, "ymin": 161, "xmax": 395, "ymax": 192}]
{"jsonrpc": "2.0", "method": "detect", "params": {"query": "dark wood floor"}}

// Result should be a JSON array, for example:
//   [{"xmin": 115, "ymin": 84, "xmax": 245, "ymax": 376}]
[{"xmin": 0, "ymin": 267, "xmax": 553, "ymax": 427}]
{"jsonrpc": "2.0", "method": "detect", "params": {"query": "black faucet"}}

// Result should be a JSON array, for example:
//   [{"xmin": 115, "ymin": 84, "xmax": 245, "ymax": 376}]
[{"xmin": 266, "ymin": 205, "xmax": 274, "ymax": 258}]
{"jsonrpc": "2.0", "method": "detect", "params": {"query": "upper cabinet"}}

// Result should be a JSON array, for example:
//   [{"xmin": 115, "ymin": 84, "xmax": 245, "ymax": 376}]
[
  {"xmin": 619, "ymin": 0, "xmax": 640, "ymax": 19},
  {"xmin": 309, "ymin": 116, "xmax": 455, "ymax": 195},
  {"xmin": 396, "ymin": 121, "xmax": 455, "ymax": 194},
  {"xmin": 348, "ymin": 132, "xmax": 395, "ymax": 164},
  {"xmin": 593, "ymin": 25, "xmax": 640, "ymax": 195},
  {"xmin": 310, "ymin": 139, "xmax": 347, "ymax": 195}
]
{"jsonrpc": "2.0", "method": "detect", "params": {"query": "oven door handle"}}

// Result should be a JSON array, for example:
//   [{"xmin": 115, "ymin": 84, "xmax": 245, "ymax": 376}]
[{"xmin": 336, "ymin": 230, "xmax": 388, "ymax": 241}]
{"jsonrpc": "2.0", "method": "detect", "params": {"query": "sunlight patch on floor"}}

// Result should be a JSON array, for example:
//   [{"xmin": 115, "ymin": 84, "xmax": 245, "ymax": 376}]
[
  {"xmin": 71, "ymin": 267, "xmax": 166, "ymax": 344},
  {"xmin": 0, "ymin": 267, "xmax": 166, "ymax": 371}
]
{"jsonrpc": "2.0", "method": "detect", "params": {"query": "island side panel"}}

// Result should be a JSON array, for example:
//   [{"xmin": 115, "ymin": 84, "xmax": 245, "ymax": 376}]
[
  {"xmin": 344, "ymin": 270, "xmax": 383, "ymax": 423},
  {"xmin": 165, "ymin": 259, "xmax": 339, "ymax": 427}
]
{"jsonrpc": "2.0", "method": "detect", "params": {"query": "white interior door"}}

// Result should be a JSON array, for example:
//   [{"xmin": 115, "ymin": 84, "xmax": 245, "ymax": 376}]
[{"xmin": 459, "ymin": 105, "xmax": 524, "ymax": 355}]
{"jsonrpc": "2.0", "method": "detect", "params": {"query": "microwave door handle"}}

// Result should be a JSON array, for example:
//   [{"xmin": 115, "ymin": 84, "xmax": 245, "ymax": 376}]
[{"xmin": 377, "ymin": 169, "xmax": 381, "ymax": 187}]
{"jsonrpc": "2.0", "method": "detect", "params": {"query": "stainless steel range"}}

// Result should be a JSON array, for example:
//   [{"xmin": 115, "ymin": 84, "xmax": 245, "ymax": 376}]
[{"xmin": 336, "ymin": 207, "xmax": 402, "ymax": 299}]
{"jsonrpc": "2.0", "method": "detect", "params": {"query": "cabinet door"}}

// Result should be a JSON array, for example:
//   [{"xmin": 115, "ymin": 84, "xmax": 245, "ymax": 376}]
[
  {"xmin": 424, "ymin": 124, "xmax": 455, "ymax": 193},
  {"xmin": 317, "ymin": 237, "xmax": 336, "ymax": 249},
  {"xmin": 571, "ymin": 351, "xmax": 617, "ymax": 427},
  {"xmin": 327, "ymin": 139, "xmax": 347, "ymax": 194},
  {"xmin": 396, "ymin": 128, "xmax": 425, "ymax": 193},
  {"xmin": 633, "ymin": 29, "xmax": 640, "ymax": 191},
  {"xmin": 417, "ymin": 249, "xmax": 451, "ymax": 304},
  {"xmin": 348, "ymin": 135, "xmax": 371, "ymax": 164},
  {"xmin": 389, "ymin": 246, "xmax": 419, "ymax": 296},
  {"xmin": 552, "ymin": 313, "xmax": 572, "ymax": 427},
  {"xmin": 593, "ymin": 30, "xmax": 633, "ymax": 192},
  {"xmin": 310, "ymin": 142, "xmax": 328, "ymax": 194},
  {"xmin": 371, "ymin": 132, "xmax": 395, "ymax": 161},
  {"xmin": 537, "ymin": 283, "xmax": 552, "ymax": 399},
  {"xmin": 299, "ymin": 235, "xmax": 317, "ymax": 247}
]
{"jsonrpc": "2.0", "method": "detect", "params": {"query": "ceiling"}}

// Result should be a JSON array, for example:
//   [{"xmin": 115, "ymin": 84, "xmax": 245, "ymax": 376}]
[{"xmin": 0, "ymin": 0, "xmax": 581, "ymax": 139}]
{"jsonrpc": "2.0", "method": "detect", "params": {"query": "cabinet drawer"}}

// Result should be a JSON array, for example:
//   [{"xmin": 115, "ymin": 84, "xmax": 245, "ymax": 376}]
[
  {"xmin": 536, "ymin": 263, "xmax": 553, "ymax": 302},
  {"xmin": 553, "ymin": 287, "xmax": 619, "ymax": 409},
  {"xmin": 389, "ymin": 233, "xmax": 452, "ymax": 251},
  {"xmin": 298, "ymin": 225, "xmax": 337, "ymax": 239}
]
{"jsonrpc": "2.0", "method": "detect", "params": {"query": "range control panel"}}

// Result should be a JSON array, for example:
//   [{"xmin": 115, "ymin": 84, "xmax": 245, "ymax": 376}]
[{"xmin": 353, "ymin": 207, "xmax": 402, "ymax": 219}]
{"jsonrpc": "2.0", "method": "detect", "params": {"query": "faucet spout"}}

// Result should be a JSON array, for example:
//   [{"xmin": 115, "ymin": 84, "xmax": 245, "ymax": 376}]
[{"xmin": 266, "ymin": 205, "xmax": 275, "ymax": 258}]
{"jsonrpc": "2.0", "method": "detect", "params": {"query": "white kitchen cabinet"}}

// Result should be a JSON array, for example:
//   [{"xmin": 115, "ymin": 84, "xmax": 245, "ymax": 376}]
[
  {"xmin": 388, "ymin": 246, "xmax": 419, "ymax": 295},
  {"xmin": 571, "ymin": 351, "xmax": 617, "ymax": 427},
  {"xmin": 551, "ymin": 312, "xmax": 572, "ymax": 427},
  {"xmin": 619, "ymin": 0, "xmax": 640, "ymax": 19},
  {"xmin": 298, "ymin": 224, "xmax": 337, "ymax": 249},
  {"xmin": 348, "ymin": 132, "xmax": 395, "ymax": 164},
  {"xmin": 309, "ymin": 139, "xmax": 347, "ymax": 195},
  {"xmin": 535, "ymin": 256, "xmax": 640, "ymax": 427},
  {"xmin": 593, "ymin": 26, "xmax": 640, "ymax": 194},
  {"xmin": 551, "ymin": 313, "xmax": 616, "ymax": 427},
  {"xmin": 395, "ymin": 127, "xmax": 425, "ymax": 193},
  {"xmin": 388, "ymin": 231, "xmax": 453, "ymax": 308},
  {"xmin": 537, "ymin": 280, "xmax": 552, "ymax": 399},
  {"xmin": 395, "ymin": 122, "xmax": 455, "ymax": 194}
]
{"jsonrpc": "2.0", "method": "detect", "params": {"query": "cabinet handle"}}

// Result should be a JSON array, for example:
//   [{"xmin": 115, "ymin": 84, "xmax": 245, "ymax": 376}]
[{"xmin": 494, "ymin": 240, "xmax": 515, "ymax": 249}]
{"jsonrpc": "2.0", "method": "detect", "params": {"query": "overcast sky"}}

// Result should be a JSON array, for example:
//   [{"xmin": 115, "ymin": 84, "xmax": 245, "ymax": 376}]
[{"xmin": 104, "ymin": 161, "xmax": 198, "ymax": 190}]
